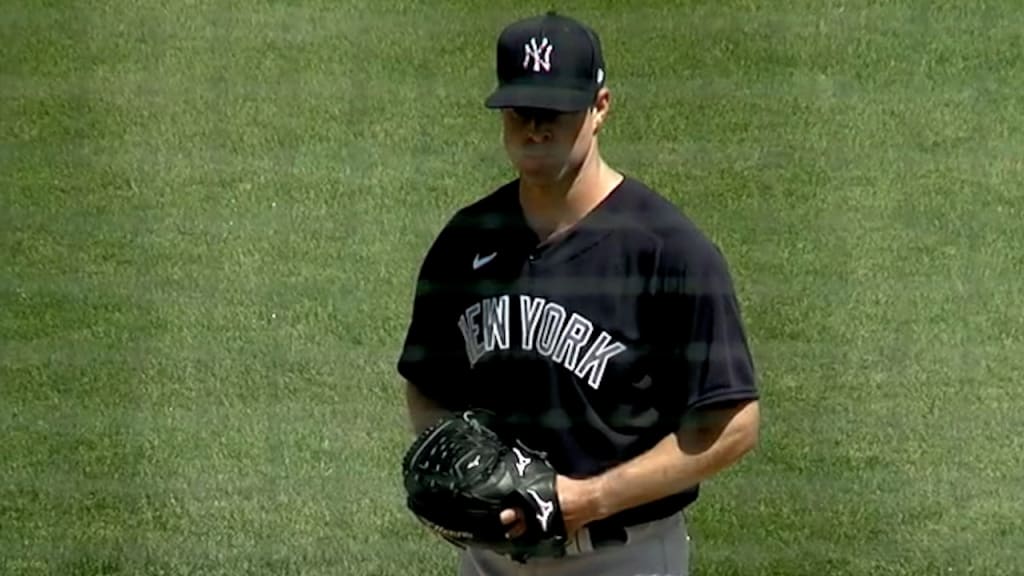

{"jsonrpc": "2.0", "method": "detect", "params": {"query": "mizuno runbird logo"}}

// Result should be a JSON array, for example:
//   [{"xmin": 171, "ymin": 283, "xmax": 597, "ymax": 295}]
[
  {"xmin": 526, "ymin": 488, "xmax": 554, "ymax": 531},
  {"xmin": 512, "ymin": 447, "xmax": 531, "ymax": 476}
]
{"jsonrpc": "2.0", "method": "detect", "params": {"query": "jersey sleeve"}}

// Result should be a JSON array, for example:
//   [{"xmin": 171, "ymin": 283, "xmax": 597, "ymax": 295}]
[
  {"xmin": 653, "ymin": 240, "xmax": 759, "ymax": 420},
  {"xmin": 396, "ymin": 222, "xmax": 471, "ymax": 409}
]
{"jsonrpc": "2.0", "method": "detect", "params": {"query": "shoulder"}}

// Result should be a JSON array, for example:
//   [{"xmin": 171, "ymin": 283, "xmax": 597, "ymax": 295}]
[
  {"xmin": 436, "ymin": 179, "xmax": 520, "ymax": 240},
  {"xmin": 614, "ymin": 176, "xmax": 727, "ymax": 279},
  {"xmin": 417, "ymin": 179, "xmax": 519, "ymax": 274}
]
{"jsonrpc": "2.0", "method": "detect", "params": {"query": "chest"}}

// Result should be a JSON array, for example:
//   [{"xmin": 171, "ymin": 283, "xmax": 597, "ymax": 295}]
[{"xmin": 450, "ymin": 235, "xmax": 659, "ymax": 394}]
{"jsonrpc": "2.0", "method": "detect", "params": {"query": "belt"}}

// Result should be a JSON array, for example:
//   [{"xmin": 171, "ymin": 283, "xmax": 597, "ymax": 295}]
[
  {"xmin": 587, "ymin": 523, "xmax": 629, "ymax": 548},
  {"xmin": 586, "ymin": 508, "xmax": 680, "ymax": 549}
]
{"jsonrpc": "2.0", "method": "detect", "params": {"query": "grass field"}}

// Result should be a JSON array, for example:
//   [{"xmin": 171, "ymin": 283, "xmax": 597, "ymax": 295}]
[{"xmin": 3, "ymin": 1, "xmax": 1024, "ymax": 575}]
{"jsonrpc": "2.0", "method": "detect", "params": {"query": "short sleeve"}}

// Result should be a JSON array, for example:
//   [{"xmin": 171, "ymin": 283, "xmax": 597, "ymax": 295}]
[
  {"xmin": 654, "ymin": 242, "xmax": 759, "ymax": 420},
  {"xmin": 396, "ymin": 225, "xmax": 471, "ymax": 409}
]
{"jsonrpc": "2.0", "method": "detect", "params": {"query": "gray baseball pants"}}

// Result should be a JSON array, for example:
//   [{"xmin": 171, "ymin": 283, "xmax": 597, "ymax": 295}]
[{"xmin": 459, "ymin": 512, "xmax": 690, "ymax": 576}]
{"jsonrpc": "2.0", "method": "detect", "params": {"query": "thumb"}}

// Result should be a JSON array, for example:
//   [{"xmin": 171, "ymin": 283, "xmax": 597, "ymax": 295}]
[{"xmin": 500, "ymin": 508, "xmax": 518, "ymax": 525}]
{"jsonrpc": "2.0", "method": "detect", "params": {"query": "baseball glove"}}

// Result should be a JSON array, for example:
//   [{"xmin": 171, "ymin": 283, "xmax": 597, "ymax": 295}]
[{"xmin": 401, "ymin": 409, "xmax": 568, "ymax": 563}]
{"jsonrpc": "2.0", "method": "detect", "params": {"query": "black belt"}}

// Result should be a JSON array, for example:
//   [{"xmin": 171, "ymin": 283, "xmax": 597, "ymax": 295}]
[
  {"xmin": 582, "ymin": 490, "xmax": 696, "ymax": 549},
  {"xmin": 586, "ymin": 507, "xmax": 681, "ymax": 549},
  {"xmin": 588, "ymin": 523, "xmax": 629, "ymax": 548}
]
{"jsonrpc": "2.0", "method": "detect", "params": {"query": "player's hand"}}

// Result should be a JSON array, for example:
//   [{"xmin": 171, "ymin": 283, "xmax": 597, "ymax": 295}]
[
  {"xmin": 500, "ymin": 507, "xmax": 527, "ymax": 539},
  {"xmin": 501, "ymin": 474, "xmax": 599, "ymax": 539}
]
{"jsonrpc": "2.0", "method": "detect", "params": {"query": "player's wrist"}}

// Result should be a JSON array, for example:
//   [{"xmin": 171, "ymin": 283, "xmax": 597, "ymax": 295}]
[{"xmin": 586, "ymin": 474, "xmax": 615, "ymax": 523}]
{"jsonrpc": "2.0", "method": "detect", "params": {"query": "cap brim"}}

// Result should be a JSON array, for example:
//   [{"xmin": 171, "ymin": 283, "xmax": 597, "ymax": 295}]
[{"xmin": 484, "ymin": 85, "xmax": 595, "ymax": 112}]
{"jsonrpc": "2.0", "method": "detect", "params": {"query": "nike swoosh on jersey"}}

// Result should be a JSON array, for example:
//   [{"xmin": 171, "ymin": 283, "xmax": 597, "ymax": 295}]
[{"xmin": 472, "ymin": 252, "xmax": 497, "ymax": 270}]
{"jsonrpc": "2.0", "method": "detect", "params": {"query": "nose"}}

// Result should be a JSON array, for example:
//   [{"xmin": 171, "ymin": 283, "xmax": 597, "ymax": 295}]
[{"xmin": 524, "ymin": 119, "xmax": 551, "ymax": 142}]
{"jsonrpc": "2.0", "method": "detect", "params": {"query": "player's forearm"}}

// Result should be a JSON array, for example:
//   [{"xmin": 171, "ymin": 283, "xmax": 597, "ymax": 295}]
[
  {"xmin": 404, "ymin": 381, "xmax": 455, "ymax": 435},
  {"xmin": 589, "ymin": 400, "xmax": 760, "ymax": 522}
]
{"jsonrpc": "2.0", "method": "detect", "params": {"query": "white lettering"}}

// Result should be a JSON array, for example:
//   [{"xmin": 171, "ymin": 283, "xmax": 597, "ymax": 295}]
[
  {"xmin": 483, "ymin": 295, "xmax": 510, "ymax": 352},
  {"xmin": 457, "ymin": 302, "xmax": 483, "ymax": 367},
  {"xmin": 535, "ymin": 303, "xmax": 567, "ymax": 357},
  {"xmin": 520, "ymin": 295, "xmax": 545, "ymax": 350},
  {"xmin": 459, "ymin": 294, "xmax": 627, "ymax": 390},
  {"xmin": 574, "ymin": 331, "xmax": 627, "ymax": 390},
  {"xmin": 551, "ymin": 313, "xmax": 593, "ymax": 370}
]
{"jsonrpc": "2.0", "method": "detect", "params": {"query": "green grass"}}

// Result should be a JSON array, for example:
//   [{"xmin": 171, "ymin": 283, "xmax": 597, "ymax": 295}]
[{"xmin": 3, "ymin": 1, "xmax": 1023, "ymax": 574}]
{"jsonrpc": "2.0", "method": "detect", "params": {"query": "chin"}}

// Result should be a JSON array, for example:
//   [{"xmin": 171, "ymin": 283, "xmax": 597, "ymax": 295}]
[
  {"xmin": 514, "ymin": 155, "xmax": 560, "ymax": 176},
  {"xmin": 518, "ymin": 165, "xmax": 562, "ymax": 183}
]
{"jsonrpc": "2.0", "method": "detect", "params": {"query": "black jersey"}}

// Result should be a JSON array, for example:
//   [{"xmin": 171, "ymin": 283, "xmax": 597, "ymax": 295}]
[{"xmin": 397, "ymin": 176, "xmax": 759, "ymax": 525}]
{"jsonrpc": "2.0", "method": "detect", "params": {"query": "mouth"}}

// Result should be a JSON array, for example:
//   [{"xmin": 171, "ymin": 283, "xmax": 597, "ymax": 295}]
[{"xmin": 516, "ymin": 145, "xmax": 557, "ymax": 158}]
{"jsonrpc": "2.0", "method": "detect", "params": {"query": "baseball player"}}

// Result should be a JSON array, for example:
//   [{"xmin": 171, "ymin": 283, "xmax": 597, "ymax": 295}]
[{"xmin": 398, "ymin": 11, "xmax": 761, "ymax": 576}]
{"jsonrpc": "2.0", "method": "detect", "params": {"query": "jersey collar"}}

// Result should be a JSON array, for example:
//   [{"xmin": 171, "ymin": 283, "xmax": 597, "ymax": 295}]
[{"xmin": 505, "ymin": 176, "xmax": 632, "ymax": 264}]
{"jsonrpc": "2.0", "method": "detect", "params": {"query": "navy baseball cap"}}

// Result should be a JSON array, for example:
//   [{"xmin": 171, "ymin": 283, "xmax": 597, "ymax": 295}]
[{"xmin": 484, "ymin": 11, "xmax": 606, "ymax": 112}]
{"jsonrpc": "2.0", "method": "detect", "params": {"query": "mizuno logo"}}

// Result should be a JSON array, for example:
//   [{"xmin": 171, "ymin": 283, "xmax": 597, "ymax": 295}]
[
  {"xmin": 526, "ymin": 488, "xmax": 554, "ymax": 532},
  {"xmin": 512, "ymin": 447, "xmax": 531, "ymax": 476},
  {"xmin": 466, "ymin": 455, "xmax": 481, "ymax": 470},
  {"xmin": 473, "ymin": 252, "xmax": 497, "ymax": 270}
]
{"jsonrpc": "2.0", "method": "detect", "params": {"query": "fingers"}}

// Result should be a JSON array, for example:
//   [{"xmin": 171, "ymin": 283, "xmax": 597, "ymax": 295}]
[
  {"xmin": 500, "ymin": 508, "xmax": 517, "ymax": 525},
  {"xmin": 500, "ymin": 508, "xmax": 527, "ymax": 539}
]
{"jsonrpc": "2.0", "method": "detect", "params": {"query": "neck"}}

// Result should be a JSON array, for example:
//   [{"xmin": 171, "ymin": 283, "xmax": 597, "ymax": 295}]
[{"xmin": 518, "ymin": 147, "xmax": 622, "ymax": 242}]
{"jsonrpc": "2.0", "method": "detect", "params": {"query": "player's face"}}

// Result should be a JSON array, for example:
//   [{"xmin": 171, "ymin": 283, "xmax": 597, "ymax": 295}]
[{"xmin": 501, "ymin": 106, "xmax": 593, "ymax": 180}]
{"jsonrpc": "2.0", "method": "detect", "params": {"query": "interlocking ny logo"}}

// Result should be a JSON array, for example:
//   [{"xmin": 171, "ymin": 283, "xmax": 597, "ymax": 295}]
[{"xmin": 523, "ymin": 37, "xmax": 553, "ymax": 72}]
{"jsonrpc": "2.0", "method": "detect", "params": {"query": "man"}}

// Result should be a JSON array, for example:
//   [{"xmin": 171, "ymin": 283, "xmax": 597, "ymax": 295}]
[{"xmin": 397, "ymin": 11, "xmax": 761, "ymax": 576}]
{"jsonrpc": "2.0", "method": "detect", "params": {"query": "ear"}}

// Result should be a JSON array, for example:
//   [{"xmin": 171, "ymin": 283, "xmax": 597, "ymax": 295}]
[{"xmin": 592, "ymin": 88, "xmax": 611, "ymax": 134}]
